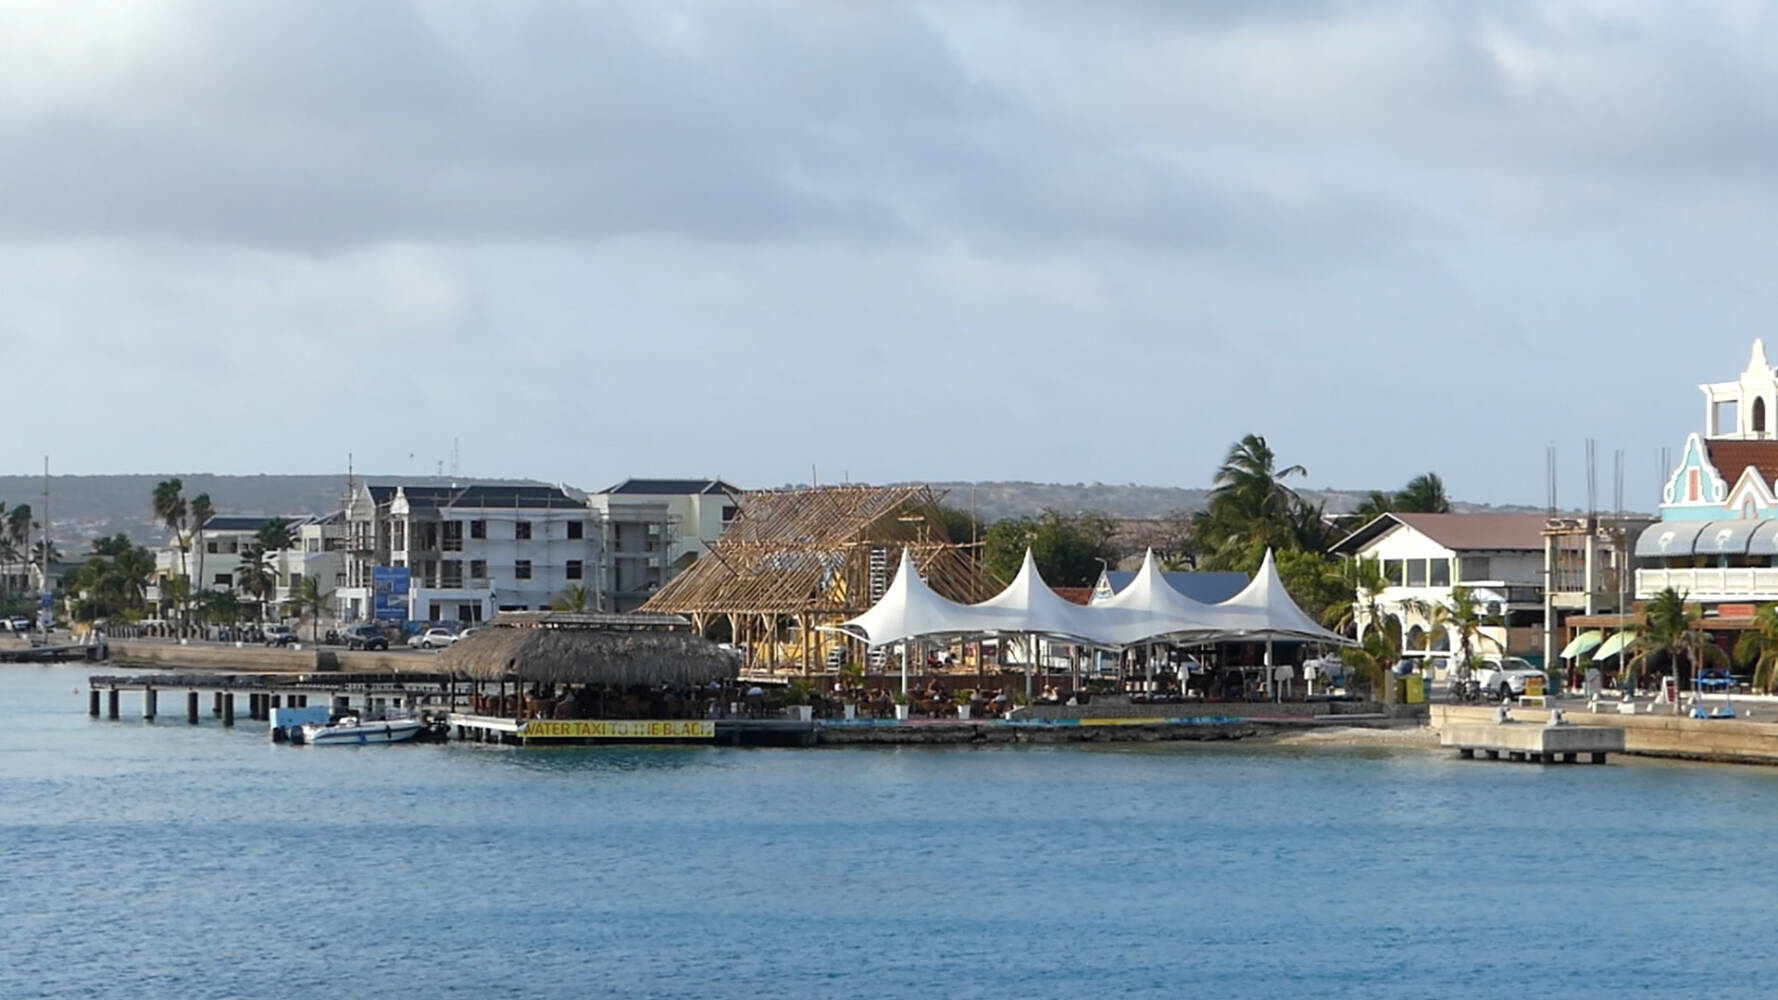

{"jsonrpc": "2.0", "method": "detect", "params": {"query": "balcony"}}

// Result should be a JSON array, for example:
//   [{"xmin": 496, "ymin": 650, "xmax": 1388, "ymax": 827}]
[{"xmin": 1637, "ymin": 566, "xmax": 1778, "ymax": 601}]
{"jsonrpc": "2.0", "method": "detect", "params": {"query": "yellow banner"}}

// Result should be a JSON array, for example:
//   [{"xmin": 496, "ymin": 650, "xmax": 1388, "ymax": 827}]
[{"xmin": 521, "ymin": 719, "xmax": 715, "ymax": 740}]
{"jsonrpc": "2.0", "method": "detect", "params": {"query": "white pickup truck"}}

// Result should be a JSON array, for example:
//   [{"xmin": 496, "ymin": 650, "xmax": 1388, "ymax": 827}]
[{"xmin": 1471, "ymin": 656, "xmax": 1548, "ymax": 701}]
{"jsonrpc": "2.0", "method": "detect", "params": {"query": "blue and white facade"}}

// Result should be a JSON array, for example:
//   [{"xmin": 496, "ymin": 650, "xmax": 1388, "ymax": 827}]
[{"xmin": 1637, "ymin": 340, "xmax": 1778, "ymax": 602}]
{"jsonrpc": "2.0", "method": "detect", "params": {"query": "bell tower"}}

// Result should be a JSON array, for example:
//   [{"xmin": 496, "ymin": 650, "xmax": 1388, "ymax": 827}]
[{"xmin": 1701, "ymin": 340, "xmax": 1778, "ymax": 440}]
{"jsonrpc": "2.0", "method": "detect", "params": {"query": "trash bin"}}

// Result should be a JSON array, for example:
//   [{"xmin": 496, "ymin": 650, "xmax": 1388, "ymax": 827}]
[{"xmin": 1403, "ymin": 670, "xmax": 1426, "ymax": 705}]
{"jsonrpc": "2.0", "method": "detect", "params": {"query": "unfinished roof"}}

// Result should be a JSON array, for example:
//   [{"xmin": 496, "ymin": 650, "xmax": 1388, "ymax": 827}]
[
  {"xmin": 1332, "ymin": 512, "xmax": 1550, "ymax": 555},
  {"xmin": 642, "ymin": 485, "xmax": 996, "ymax": 615}
]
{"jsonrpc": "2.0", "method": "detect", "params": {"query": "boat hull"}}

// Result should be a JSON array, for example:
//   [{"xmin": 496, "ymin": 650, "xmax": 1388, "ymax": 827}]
[{"xmin": 302, "ymin": 719, "xmax": 424, "ymax": 746}]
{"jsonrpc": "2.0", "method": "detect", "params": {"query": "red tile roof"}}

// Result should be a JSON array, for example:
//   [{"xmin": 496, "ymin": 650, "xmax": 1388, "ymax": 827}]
[{"xmin": 1705, "ymin": 440, "xmax": 1778, "ymax": 486}]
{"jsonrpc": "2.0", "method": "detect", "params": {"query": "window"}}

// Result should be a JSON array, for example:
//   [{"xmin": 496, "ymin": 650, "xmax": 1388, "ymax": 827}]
[
  {"xmin": 566, "ymin": 560, "xmax": 583, "ymax": 580},
  {"xmin": 1756, "ymin": 397, "xmax": 1769, "ymax": 436},
  {"xmin": 567, "ymin": 520, "xmax": 584, "ymax": 540},
  {"xmin": 721, "ymin": 504, "xmax": 739, "ymax": 524},
  {"xmin": 515, "ymin": 521, "xmax": 532, "ymax": 540},
  {"xmin": 207, "ymin": 541, "xmax": 218, "ymax": 554},
  {"xmin": 213, "ymin": 573, "xmax": 232, "ymax": 588},
  {"xmin": 514, "ymin": 560, "xmax": 532, "ymax": 580},
  {"xmin": 470, "ymin": 519, "xmax": 486, "ymax": 540},
  {"xmin": 1406, "ymin": 560, "xmax": 1427, "ymax": 587},
  {"xmin": 429, "ymin": 603, "xmax": 441, "ymax": 622},
  {"xmin": 441, "ymin": 560, "xmax": 463, "ymax": 588},
  {"xmin": 1460, "ymin": 557, "xmax": 1492, "ymax": 582},
  {"xmin": 334, "ymin": 573, "xmax": 347, "ymax": 587},
  {"xmin": 1429, "ymin": 558, "xmax": 1451, "ymax": 587},
  {"xmin": 470, "ymin": 559, "xmax": 487, "ymax": 581},
  {"xmin": 392, "ymin": 520, "xmax": 407, "ymax": 551},
  {"xmin": 306, "ymin": 538, "xmax": 319, "ymax": 553},
  {"xmin": 289, "ymin": 572, "xmax": 304, "ymax": 589},
  {"xmin": 1382, "ymin": 559, "xmax": 1403, "ymax": 586},
  {"xmin": 442, "ymin": 521, "xmax": 463, "ymax": 552}
]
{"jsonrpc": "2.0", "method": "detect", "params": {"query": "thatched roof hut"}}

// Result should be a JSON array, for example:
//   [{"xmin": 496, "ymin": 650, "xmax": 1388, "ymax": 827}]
[{"xmin": 439, "ymin": 622, "xmax": 737, "ymax": 686}]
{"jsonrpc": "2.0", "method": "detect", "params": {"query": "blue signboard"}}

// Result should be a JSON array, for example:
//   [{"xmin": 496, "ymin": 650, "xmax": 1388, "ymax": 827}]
[{"xmin": 371, "ymin": 566, "xmax": 410, "ymax": 623}]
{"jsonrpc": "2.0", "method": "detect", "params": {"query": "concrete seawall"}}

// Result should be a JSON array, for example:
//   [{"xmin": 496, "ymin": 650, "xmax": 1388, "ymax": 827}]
[
  {"xmin": 108, "ymin": 640, "xmax": 425, "ymax": 675},
  {"xmin": 1432, "ymin": 704, "xmax": 1778, "ymax": 765}
]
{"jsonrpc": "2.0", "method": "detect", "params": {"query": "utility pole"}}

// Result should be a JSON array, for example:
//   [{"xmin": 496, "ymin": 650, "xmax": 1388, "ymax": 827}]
[{"xmin": 39, "ymin": 456, "xmax": 50, "ymax": 631}]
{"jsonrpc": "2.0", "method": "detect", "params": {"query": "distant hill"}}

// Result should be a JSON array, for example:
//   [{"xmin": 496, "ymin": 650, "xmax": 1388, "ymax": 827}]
[{"xmin": 9, "ymin": 473, "xmax": 1556, "ymax": 551}]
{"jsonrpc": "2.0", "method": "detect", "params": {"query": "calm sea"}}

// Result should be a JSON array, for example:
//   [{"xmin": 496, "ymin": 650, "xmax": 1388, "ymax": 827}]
[{"xmin": 3, "ymin": 664, "xmax": 1775, "ymax": 999}]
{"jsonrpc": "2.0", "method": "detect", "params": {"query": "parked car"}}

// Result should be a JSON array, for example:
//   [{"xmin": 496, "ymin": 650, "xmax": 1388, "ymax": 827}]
[
  {"xmin": 407, "ymin": 627, "xmax": 461, "ymax": 650},
  {"xmin": 262, "ymin": 624, "xmax": 299, "ymax": 647},
  {"xmin": 1472, "ymin": 656, "xmax": 1547, "ymax": 701},
  {"xmin": 343, "ymin": 625, "xmax": 390, "ymax": 651}
]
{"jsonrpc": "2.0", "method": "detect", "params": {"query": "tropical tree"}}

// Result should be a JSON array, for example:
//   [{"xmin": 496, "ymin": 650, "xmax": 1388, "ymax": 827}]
[
  {"xmin": 551, "ymin": 584, "xmax": 595, "ymax": 613},
  {"xmin": 255, "ymin": 517, "xmax": 298, "ymax": 553},
  {"xmin": 1395, "ymin": 472, "xmax": 1451, "ymax": 514},
  {"xmin": 1193, "ymin": 434, "xmax": 1312, "ymax": 569},
  {"xmin": 189, "ymin": 493, "xmax": 214, "ymax": 597},
  {"xmin": 1627, "ymin": 588, "xmax": 1725, "ymax": 710},
  {"xmin": 292, "ymin": 575, "xmax": 332, "ymax": 641},
  {"xmin": 151, "ymin": 478, "xmax": 189, "ymax": 600},
  {"xmin": 235, "ymin": 545, "xmax": 278, "ymax": 620},
  {"xmin": 1442, "ymin": 586, "xmax": 1489, "ymax": 674},
  {"xmin": 982, "ymin": 510, "xmax": 1118, "ymax": 586},
  {"xmin": 1733, "ymin": 604, "xmax": 1778, "ymax": 693}
]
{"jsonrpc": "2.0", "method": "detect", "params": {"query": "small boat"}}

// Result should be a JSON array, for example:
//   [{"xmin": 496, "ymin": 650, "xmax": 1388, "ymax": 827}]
[{"xmin": 300, "ymin": 714, "xmax": 425, "ymax": 746}]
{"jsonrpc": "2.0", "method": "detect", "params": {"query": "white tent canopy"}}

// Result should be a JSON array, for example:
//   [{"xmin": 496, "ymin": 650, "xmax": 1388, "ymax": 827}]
[
  {"xmin": 1212, "ymin": 550, "xmax": 1354, "ymax": 646},
  {"xmin": 834, "ymin": 546, "xmax": 1355, "ymax": 650}
]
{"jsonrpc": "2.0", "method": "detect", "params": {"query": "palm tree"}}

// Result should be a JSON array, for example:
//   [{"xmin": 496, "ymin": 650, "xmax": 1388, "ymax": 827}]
[
  {"xmin": 1627, "ymin": 588, "xmax": 1725, "ymax": 711},
  {"xmin": 1395, "ymin": 472, "xmax": 1451, "ymax": 514},
  {"xmin": 1323, "ymin": 557, "xmax": 1389, "ymax": 640},
  {"xmin": 293, "ymin": 576, "xmax": 332, "ymax": 641},
  {"xmin": 151, "ymin": 477, "xmax": 189, "ymax": 579},
  {"xmin": 255, "ymin": 516, "xmax": 297, "ymax": 554},
  {"xmin": 1443, "ymin": 586, "xmax": 1488, "ymax": 671},
  {"xmin": 189, "ymin": 494, "xmax": 214, "ymax": 600},
  {"xmin": 1733, "ymin": 604, "xmax": 1778, "ymax": 693},
  {"xmin": 551, "ymin": 584, "xmax": 594, "ymax": 612},
  {"xmin": 235, "ymin": 545, "xmax": 278, "ymax": 621},
  {"xmin": 1195, "ymin": 433, "xmax": 1310, "ymax": 568}
]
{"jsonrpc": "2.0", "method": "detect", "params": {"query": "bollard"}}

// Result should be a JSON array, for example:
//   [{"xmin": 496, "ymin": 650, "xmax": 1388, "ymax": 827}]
[
  {"xmin": 89, "ymin": 689, "xmax": 100, "ymax": 717},
  {"xmin": 144, "ymin": 687, "xmax": 157, "ymax": 721},
  {"xmin": 222, "ymin": 694, "xmax": 235, "ymax": 727},
  {"xmin": 107, "ymin": 688, "xmax": 119, "ymax": 720},
  {"xmin": 187, "ymin": 691, "xmax": 199, "ymax": 725}
]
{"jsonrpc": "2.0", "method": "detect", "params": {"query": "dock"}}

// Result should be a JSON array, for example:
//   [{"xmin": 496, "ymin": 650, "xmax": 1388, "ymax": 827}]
[
  {"xmin": 86, "ymin": 672, "xmax": 455, "ymax": 725},
  {"xmin": 1440, "ymin": 711, "xmax": 1625, "ymax": 764}
]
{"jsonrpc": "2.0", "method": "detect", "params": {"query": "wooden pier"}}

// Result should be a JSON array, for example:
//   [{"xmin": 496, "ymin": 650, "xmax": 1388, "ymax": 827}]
[{"xmin": 87, "ymin": 672, "xmax": 457, "ymax": 726}]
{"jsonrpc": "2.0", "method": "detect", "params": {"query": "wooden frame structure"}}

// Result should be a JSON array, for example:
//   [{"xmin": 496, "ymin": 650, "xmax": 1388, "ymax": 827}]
[{"xmin": 642, "ymin": 485, "xmax": 998, "ymax": 673}]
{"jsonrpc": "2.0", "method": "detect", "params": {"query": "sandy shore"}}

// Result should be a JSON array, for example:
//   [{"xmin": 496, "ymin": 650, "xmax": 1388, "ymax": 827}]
[{"xmin": 1268, "ymin": 724, "xmax": 1441, "ymax": 749}]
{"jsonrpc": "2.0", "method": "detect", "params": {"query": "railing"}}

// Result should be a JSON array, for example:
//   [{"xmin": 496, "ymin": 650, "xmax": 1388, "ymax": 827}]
[{"xmin": 1637, "ymin": 566, "xmax": 1778, "ymax": 600}]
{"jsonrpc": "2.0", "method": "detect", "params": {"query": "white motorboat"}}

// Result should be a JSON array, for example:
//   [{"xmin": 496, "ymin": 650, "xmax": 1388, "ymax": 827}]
[{"xmin": 300, "ymin": 715, "xmax": 424, "ymax": 746}]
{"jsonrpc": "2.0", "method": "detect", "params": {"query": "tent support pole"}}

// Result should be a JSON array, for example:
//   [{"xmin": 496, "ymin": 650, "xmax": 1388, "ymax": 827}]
[{"xmin": 1266, "ymin": 639, "xmax": 1275, "ymax": 702}]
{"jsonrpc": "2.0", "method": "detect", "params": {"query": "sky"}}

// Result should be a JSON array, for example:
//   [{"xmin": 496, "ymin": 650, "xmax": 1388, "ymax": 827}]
[{"xmin": 4, "ymin": 0, "xmax": 1776, "ymax": 506}]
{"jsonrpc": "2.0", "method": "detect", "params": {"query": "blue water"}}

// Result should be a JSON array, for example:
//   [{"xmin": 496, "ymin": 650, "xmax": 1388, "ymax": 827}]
[{"xmin": 3, "ymin": 665, "xmax": 1776, "ymax": 999}]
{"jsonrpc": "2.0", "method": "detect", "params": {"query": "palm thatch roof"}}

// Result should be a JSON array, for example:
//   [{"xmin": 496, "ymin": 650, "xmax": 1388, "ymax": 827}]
[
  {"xmin": 439, "ymin": 626, "xmax": 737, "ymax": 685},
  {"xmin": 642, "ymin": 484, "xmax": 997, "ymax": 615}
]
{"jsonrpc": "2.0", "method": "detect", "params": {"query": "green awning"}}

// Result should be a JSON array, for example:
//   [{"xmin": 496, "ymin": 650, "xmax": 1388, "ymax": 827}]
[
  {"xmin": 1593, "ymin": 631, "xmax": 1634, "ymax": 660},
  {"xmin": 1559, "ymin": 630, "xmax": 1603, "ymax": 660}
]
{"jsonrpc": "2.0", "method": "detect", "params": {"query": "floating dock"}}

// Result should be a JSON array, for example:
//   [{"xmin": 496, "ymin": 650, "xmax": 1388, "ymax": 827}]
[{"xmin": 1440, "ymin": 714, "xmax": 1625, "ymax": 764}]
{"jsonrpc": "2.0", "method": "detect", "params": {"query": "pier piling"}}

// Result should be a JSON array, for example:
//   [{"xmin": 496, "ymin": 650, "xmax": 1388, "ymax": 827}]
[
  {"xmin": 187, "ymin": 691, "xmax": 199, "ymax": 725},
  {"xmin": 222, "ymin": 694, "xmax": 235, "ymax": 727},
  {"xmin": 88, "ymin": 688, "xmax": 99, "ymax": 717},
  {"xmin": 144, "ymin": 687, "xmax": 157, "ymax": 722},
  {"xmin": 107, "ymin": 688, "xmax": 119, "ymax": 720},
  {"xmin": 212, "ymin": 691, "xmax": 223, "ymax": 717}
]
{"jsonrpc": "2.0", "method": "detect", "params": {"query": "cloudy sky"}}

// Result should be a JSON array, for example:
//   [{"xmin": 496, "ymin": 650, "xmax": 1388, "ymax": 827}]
[{"xmin": 4, "ymin": 1, "xmax": 1774, "ymax": 505}]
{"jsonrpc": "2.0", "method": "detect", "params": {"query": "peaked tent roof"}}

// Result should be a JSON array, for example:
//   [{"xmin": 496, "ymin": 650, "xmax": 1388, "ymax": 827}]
[
  {"xmin": 1215, "ymin": 550, "xmax": 1355, "ymax": 645},
  {"xmin": 831, "ymin": 548, "xmax": 986, "ymax": 646},
  {"xmin": 969, "ymin": 549, "xmax": 1114, "ymax": 642},
  {"xmin": 1092, "ymin": 550, "xmax": 1242, "ymax": 644}
]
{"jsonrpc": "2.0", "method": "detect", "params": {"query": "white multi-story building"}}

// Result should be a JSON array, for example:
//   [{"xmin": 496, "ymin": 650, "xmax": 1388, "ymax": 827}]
[
  {"xmin": 1331, "ymin": 512, "xmax": 1550, "ymax": 661},
  {"xmin": 150, "ymin": 512, "xmax": 348, "ymax": 616},
  {"xmin": 587, "ymin": 478, "xmax": 741, "ymax": 575},
  {"xmin": 336, "ymin": 483, "xmax": 606, "ymax": 625}
]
